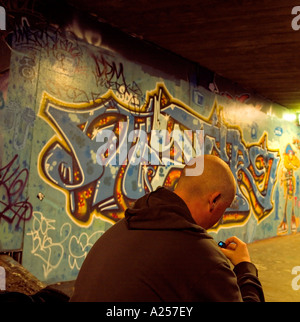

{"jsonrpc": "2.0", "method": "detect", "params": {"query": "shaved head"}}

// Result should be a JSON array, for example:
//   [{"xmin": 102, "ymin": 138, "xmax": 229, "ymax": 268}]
[
  {"xmin": 174, "ymin": 155, "xmax": 236, "ymax": 228},
  {"xmin": 175, "ymin": 155, "xmax": 236, "ymax": 204}
]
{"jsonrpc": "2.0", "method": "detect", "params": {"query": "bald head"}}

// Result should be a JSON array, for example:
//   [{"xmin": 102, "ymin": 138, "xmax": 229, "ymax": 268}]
[{"xmin": 174, "ymin": 155, "xmax": 236, "ymax": 228}]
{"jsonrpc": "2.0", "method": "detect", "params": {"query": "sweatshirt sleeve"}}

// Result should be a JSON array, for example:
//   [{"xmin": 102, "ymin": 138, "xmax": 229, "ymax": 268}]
[
  {"xmin": 198, "ymin": 260, "xmax": 265, "ymax": 302},
  {"xmin": 233, "ymin": 261, "xmax": 265, "ymax": 302},
  {"xmin": 199, "ymin": 261, "xmax": 243, "ymax": 302}
]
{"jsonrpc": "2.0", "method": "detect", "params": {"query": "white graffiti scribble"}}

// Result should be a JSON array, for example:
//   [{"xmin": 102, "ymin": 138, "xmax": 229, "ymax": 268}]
[
  {"xmin": 68, "ymin": 230, "xmax": 104, "ymax": 270},
  {"xmin": 27, "ymin": 212, "xmax": 71, "ymax": 279},
  {"xmin": 27, "ymin": 211, "xmax": 105, "ymax": 278}
]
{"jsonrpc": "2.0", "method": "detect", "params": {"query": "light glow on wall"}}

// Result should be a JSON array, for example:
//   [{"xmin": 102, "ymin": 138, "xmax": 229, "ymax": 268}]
[{"xmin": 283, "ymin": 113, "xmax": 296, "ymax": 122}]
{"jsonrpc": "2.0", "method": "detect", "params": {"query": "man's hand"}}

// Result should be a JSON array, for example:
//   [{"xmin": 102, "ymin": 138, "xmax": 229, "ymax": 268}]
[{"xmin": 220, "ymin": 236, "xmax": 251, "ymax": 266}]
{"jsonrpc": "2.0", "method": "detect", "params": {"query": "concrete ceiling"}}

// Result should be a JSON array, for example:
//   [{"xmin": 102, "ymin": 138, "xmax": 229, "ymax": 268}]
[{"xmin": 67, "ymin": 0, "xmax": 300, "ymax": 110}]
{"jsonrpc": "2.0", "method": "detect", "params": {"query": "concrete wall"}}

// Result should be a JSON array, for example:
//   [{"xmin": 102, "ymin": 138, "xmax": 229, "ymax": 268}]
[{"xmin": 0, "ymin": 3, "xmax": 299, "ymax": 284}]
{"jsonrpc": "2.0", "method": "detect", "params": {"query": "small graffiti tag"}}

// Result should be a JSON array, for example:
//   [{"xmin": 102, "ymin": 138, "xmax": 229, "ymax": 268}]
[{"xmin": 0, "ymin": 155, "xmax": 32, "ymax": 228}]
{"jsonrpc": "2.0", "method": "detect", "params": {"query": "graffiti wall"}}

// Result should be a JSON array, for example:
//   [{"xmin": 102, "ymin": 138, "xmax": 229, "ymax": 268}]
[{"xmin": 0, "ymin": 1, "xmax": 300, "ymax": 284}]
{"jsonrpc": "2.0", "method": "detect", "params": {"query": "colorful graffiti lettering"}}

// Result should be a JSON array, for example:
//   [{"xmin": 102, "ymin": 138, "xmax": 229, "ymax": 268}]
[
  {"xmin": 200, "ymin": 105, "xmax": 280, "ymax": 230},
  {"xmin": 38, "ymin": 83, "xmax": 280, "ymax": 230}
]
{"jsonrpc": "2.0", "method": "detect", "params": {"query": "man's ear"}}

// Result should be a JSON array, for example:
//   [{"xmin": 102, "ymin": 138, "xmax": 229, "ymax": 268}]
[{"xmin": 209, "ymin": 192, "xmax": 221, "ymax": 212}]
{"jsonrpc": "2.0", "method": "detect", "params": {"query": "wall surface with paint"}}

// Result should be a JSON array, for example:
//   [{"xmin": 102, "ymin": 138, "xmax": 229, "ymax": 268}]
[{"xmin": 0, "ymin": 1, "xmax": 300, "ymax": 284}]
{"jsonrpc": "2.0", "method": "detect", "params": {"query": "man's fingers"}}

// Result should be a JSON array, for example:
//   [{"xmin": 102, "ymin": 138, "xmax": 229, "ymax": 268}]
[
  {"xmin": 220, "ymin": 236, "xmax": 251, "ymax": 266},
  {"xmin": 220, "ymin": 248, "xmax": 233, "ymax": 259},
  {"xmin": 226, "ymin": 243, "xmax": 236, "ymax": 250},
  {"xmin": 225, "ymin": 236, "xmax": 240, "ymax": 245}
]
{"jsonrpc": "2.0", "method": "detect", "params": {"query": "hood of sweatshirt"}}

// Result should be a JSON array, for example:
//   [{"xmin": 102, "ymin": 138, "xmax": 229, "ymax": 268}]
[{"xmin": 125, "ymin": 187, "xmax": 205, "ymax": 232}]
